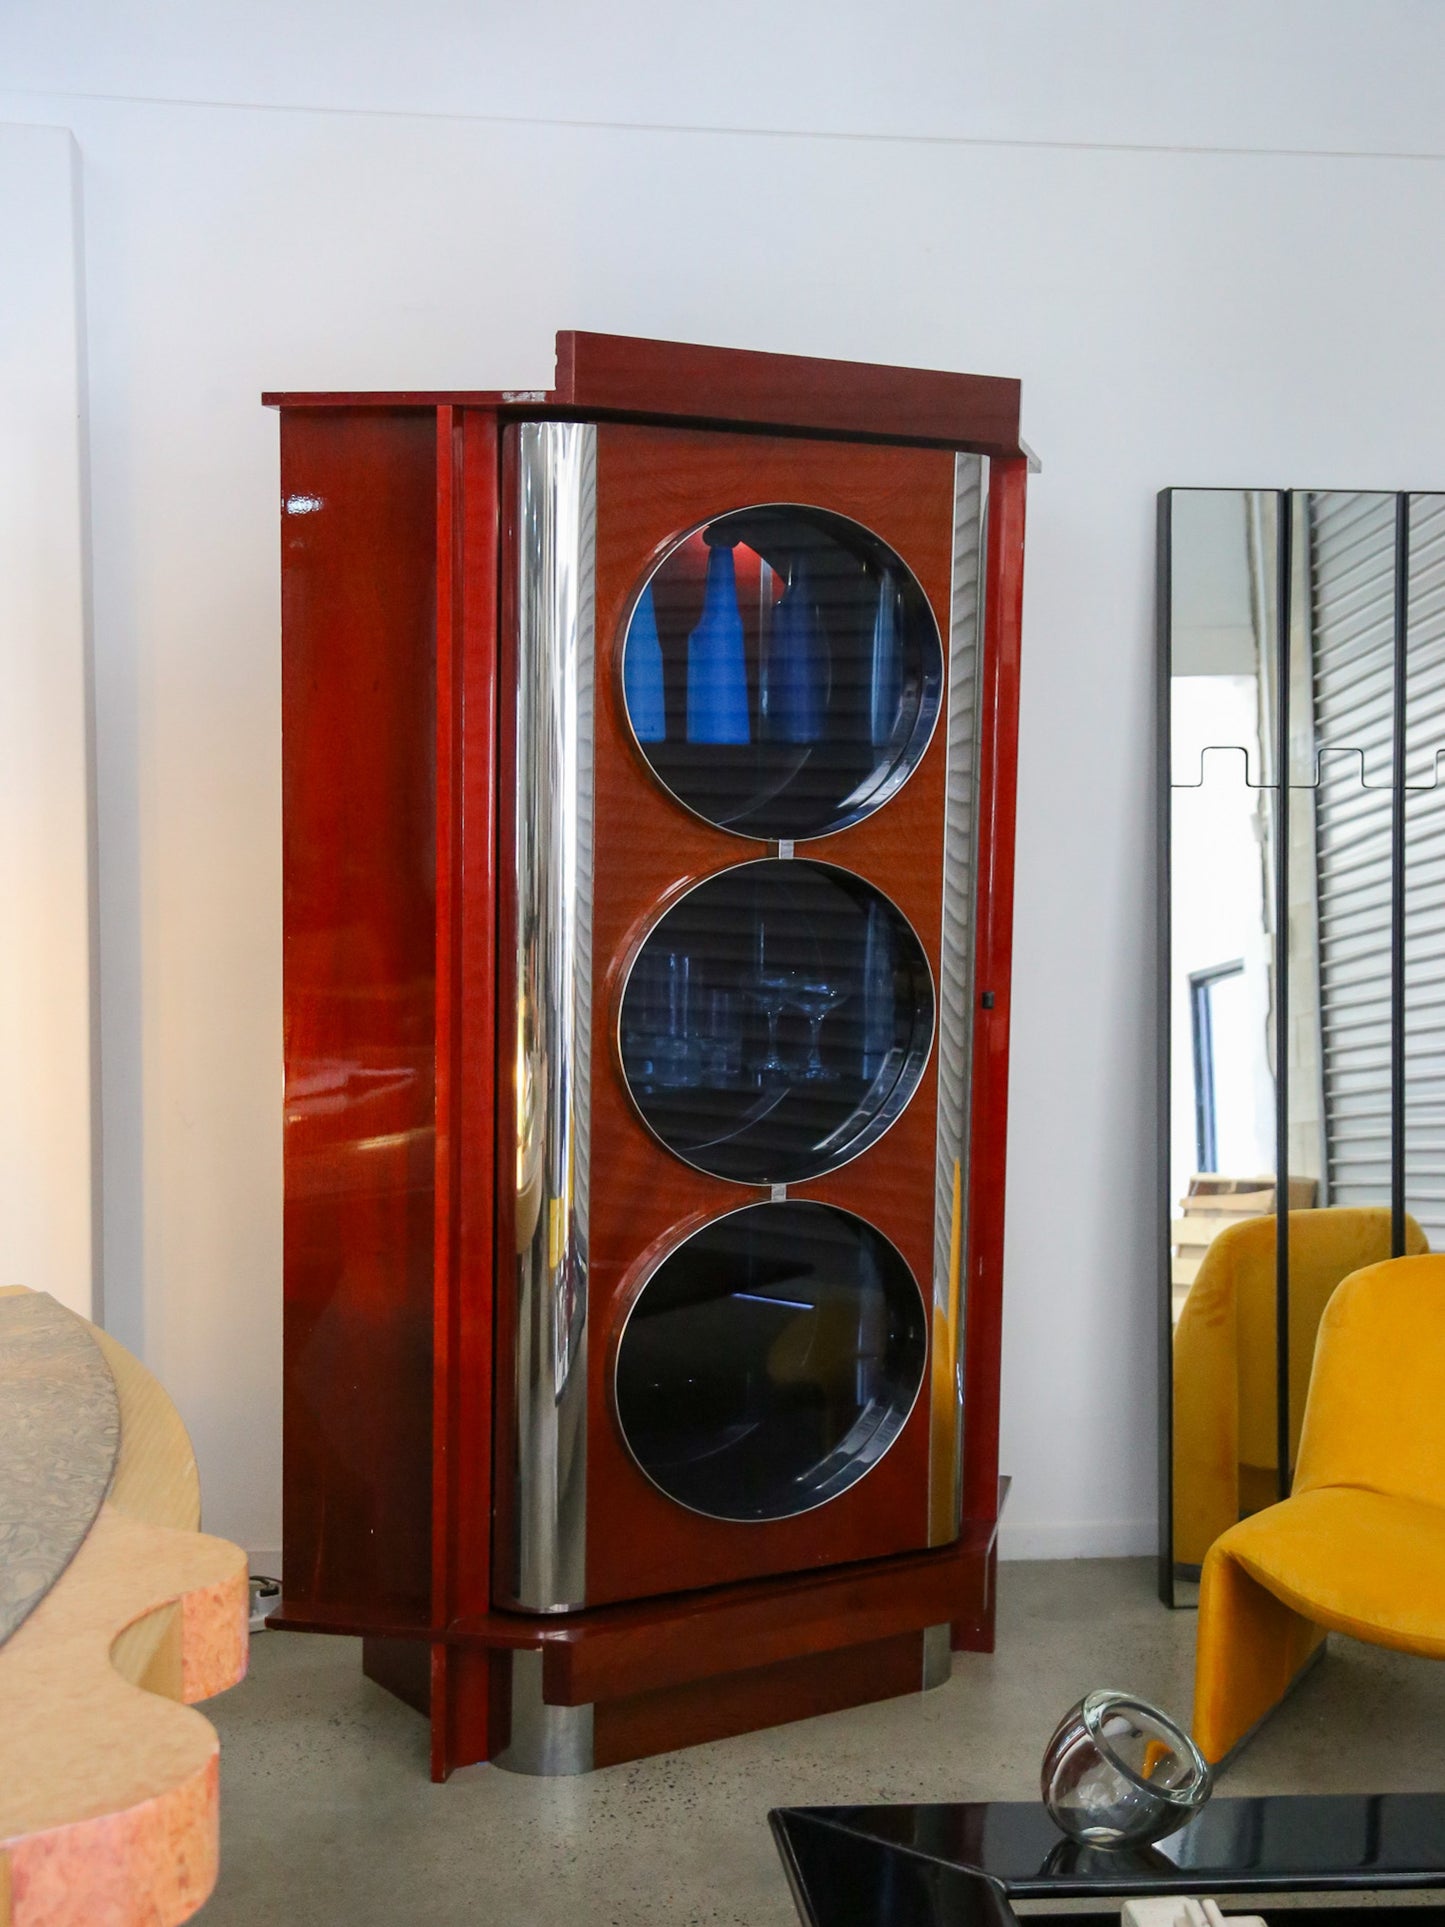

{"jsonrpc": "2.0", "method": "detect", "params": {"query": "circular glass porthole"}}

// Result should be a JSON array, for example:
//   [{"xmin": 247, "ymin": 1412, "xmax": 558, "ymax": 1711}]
[
  {"xmin": 619, "ymin": 505, "xmax": 944, "ymax": 841},
  {"xmin": 618, "ymin": 860, "xmax": 934, "ymax": 1185},
  {"xmin": 614, "ymin": 1201, "xmax": 927, "ymax": 1522}
]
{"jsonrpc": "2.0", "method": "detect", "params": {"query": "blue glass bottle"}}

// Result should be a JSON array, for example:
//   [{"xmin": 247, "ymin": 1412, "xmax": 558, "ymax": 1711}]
[
  {"xmin": 623, "ymin": 584, "xmax": 667, "ymax": 743},
  {"xmin": 859, "ymin": 900, "xmax": 894, "ymax": 1084},
  {"xmin": 869, "ymin": 569, "xmax": 903, "ymax": 749},
  {"xmin": 760, "ymin": 553, "xmax": 826, "ymax": 744},
  {"xmin": 686, "ymin": 542, "xmax": 750, "ymax": 745}
]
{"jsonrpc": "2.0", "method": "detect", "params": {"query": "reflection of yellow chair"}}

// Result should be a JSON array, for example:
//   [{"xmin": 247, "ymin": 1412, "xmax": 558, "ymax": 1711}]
[
  {"xmin": 1173, "ymin": 1208, "xmax": 1426, "ymax": 1568},
  {"xmin": 1193, "ymin": 1254, "xmax": 1445, "ymax": 1763}
]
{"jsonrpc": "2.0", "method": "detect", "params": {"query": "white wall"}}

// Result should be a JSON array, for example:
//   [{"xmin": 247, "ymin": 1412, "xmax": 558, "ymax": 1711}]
[
  {"xmin": 0, "ymin": 123, "xmax": 97, "ymax": 1321},
  {"xmin": 6, "ymin": 3, "xmax": 1445, "ymax": 1564}
]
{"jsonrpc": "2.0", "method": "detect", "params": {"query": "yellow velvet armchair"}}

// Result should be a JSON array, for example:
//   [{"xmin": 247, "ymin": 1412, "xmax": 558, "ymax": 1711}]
[
  {"xmin": 1172, "ymin": 1207, "xmax": 1426, "ymax": 1570},
  {"xmin": 1193, "ymin": 1253, "xmax": 1445, "ymax": 1763}
]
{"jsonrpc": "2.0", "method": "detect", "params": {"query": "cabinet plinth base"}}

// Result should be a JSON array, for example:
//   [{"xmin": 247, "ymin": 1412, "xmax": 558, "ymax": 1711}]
[{"xmin": 285, "ymin": 1520, "xmax": 999, "ymax": 1779}]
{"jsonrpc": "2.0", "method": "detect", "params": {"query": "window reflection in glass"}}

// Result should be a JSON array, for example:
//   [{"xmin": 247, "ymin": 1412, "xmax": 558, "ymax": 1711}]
[
  {"xmin": 619, "ymin": 860, "xmax": 934, "ymax": 1185},
  {"xmin": 619, "ymin": 506, "xmax": 944, "ymax": 841},
  {"xmin": 614, "ymin": 1201, "xmax": 926, "ymax": 1522}
]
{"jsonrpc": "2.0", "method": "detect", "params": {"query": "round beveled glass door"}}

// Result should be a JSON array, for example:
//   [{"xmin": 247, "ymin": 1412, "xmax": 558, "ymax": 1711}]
[
  {"xmin": 619, "ymin": 506, "xmax": 944, "ymax": 841},
  {"xmin": 614, "ymin": 1201, "xmax": 926, "ymax": 1521},
  {"xmin": 618, "ymin": 860, "xmax": 934, "ymax": 1185}
]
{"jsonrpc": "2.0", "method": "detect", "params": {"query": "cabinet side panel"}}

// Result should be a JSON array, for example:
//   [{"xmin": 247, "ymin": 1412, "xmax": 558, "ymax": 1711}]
[{"xmin": 280, "ymin": 407, "xmax": 438, "ymax": 1625}]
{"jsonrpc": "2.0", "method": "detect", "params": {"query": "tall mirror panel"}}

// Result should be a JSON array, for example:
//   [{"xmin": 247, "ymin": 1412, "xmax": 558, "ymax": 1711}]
[
  {"xmin": 1166, "ymin": 489, "xmax": 1283, "ymax": 1601},
  {"xmin": 1163, "ymin": 484, "xmax": 1437, "ymax": 1605},
  {"xmin": 1285, "ymin": 493, "xmax": 1400, "ymax": 1457}
]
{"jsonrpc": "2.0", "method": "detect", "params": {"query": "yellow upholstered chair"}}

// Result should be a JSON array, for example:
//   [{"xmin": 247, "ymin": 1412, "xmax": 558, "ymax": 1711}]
[
  {"xmin": 1172, "ymin": 1207, "xmax": 1426, "ymax": 1569},
  {"xmin": 1192, "ymin": 1253, "xmax": 1445, "ymax": 1763}
]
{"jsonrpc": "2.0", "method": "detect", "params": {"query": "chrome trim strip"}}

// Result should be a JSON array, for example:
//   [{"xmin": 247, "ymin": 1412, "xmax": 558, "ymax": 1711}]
[
  {"xmin": 506, "ymin": 421, "xmax": 596, "ymax": 1612},
  {"xmin": 927, "ymin": 453, "xmax": 988, "ymax": 1547},
  {"xmin": 493, "ymin": 1650, "xmax": 595, "ymax": 1775}
]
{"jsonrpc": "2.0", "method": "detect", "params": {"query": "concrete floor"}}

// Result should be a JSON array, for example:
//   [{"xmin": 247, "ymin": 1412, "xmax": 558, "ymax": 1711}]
[{"xmin": 197, "ymin": 1559, "xmax": 1445, "ymax": 1926}]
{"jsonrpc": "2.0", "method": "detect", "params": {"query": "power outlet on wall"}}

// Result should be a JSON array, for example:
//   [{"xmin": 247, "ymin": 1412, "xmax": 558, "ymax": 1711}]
[{"xmin": 248, "ymin": 1575, "xmax": 281, "ymax": 1633}]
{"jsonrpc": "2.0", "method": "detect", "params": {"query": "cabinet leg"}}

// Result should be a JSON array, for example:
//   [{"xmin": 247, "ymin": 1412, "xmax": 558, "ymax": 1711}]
[
  {"xmin": 361, "ymin": 1635, "xmax": 431, "ymax": 1715},
  {"xmin": 429, "ymin": 1643, "xmax": 510, "ymax": 1781},
  {"xmin": 951, "ymin": 1537, "xmax": 999, "ymax": 1653}
]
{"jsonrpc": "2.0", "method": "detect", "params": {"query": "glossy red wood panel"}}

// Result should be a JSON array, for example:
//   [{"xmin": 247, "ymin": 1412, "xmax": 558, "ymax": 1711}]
[
  {"xmin": 541, "ymin": 1520, "xmax": 992, "ymax": 1705},
  {"xmin": 574, "ymin": 423, "xmax": 958, "ymax": 1606},
  {"xmin": 280, "ymin": 408, "xmax": 438, "ymax": 1627},
  {"xmin": 431, "ymin": 406, "xmax": 461, "ymax": 1644},
  {"xmin": 443, "ymin": 1520, "xmax": 990, "ymax": 1677},
  {"xmin": 361, "ymin": 1635, "xmax": 431, "ymax": 1716},
  {"xmin": 430, "ymin": 408, "xmax": 504, "ymax": 1777},
  {"xmin": 372, "ymin": 1517, "xmax": 994, "ymax": 1772},
  {"xmin": 951, "ymin": 1539, "xmax": 999, "ymax": 1653},
  {"xmin": 961, "ymin": 457, "xmax": 1028, "ymax": 1528},
  {"xmin": 265, "ymin": 330, "xmax": 1026, "ymax": 457},
  {"xmin": 590, "ymin": 1630, "xmax": 926, "ymax": 1769},
  {"xmin": 554, "ymin": 332, "xmax": 1023, "ymax": 455}
]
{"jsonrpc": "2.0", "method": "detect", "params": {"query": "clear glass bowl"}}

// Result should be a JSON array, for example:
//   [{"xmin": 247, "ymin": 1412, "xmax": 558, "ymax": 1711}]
[{"xmin": 1040, "ymin": 1690, "xmax": 1212, "ymax": 1848}]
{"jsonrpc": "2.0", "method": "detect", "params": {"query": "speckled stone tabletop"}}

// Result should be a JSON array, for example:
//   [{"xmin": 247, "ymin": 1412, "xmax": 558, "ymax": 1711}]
[{"xmin": 0, "ymin": 1290, "xmax": 120, "ymax": 1646}]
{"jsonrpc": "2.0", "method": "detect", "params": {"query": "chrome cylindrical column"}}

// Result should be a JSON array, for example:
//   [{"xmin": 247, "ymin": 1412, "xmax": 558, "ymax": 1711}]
[{"xmin": 502, "ymin": 420, "xmax": 597, "ymax": 1611}]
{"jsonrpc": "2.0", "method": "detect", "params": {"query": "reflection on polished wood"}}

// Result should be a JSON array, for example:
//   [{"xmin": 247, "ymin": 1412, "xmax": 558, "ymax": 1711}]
[{"xmin": 280, "ymin": 408, "xmax": 440, "ymax": 1634}]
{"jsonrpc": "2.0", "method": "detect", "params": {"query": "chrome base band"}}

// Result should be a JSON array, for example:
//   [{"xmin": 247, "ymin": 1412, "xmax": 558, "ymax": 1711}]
[
  {"xmin": 493, "ymin": 1649, "xmax": 596, "ymax": 1777},
  {"xmin": 921, "ymin": 1621, "xmax": 954, "ymax": 1691}
]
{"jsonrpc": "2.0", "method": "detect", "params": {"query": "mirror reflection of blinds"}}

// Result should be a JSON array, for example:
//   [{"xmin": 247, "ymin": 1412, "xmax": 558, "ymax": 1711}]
[
  {"xmin": 1307, "ymin": 492, "xmax": 1396, "ymax": 1215},
  {"xmin": 1405, "ymin": 495, "xmax": 1445, "ymax": 1252},
  {"xmin": 932, "ymin": 456, "xmax": 984, "ymax": 1347}
]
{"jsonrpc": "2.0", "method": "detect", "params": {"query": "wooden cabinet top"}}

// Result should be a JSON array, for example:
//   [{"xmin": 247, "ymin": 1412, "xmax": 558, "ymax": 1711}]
[{"xmin": 264, "ymin": 330, "xmax": 1031, "ymax": 459}]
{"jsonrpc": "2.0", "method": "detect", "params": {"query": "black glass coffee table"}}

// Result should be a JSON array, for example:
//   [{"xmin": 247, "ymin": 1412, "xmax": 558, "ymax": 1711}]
[{"xmin": 770, "ymin": 1795, "xmax": 1445, "ymax": 1926}]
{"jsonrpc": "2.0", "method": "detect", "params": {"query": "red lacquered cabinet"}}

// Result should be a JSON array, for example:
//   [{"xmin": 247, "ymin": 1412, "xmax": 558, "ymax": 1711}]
[{"xmin": 270, "ymin": 333, "xmax": 1030, "ymax": 1778}]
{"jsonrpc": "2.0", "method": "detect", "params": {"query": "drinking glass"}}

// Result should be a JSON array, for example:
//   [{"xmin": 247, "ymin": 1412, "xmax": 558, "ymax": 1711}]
[{"xmin": 790, "ymin": 979, "xmax": 850, "ymax": 1081}]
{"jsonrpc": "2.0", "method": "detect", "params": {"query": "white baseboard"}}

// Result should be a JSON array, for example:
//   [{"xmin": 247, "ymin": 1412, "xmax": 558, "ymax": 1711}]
[{"xmin": 997, "ymin": 1518, "xmax": 1156, "ymax": 1560}]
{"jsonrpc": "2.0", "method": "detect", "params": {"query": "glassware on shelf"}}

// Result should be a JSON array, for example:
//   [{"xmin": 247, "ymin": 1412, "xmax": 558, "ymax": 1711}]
[
  {"xmin": 686, "ymin": 539, "xmax": 750, "ymax": 745},
  {"xmin": 745, "ymin": 978, "xmax": 799, "ymax": 1087},
  {"xmin": 617, "ymin": 860, "xmax": 934, "ymax": 1185},
  {"xmin": 745, "ymin": 960, "xmax": 799, "ymax": 1089},
  {"xmin": 699, "ymin": 988, "xmax": 743, "ymax": 1088},
  {"xmin": 869, "ymin": 568, "xmax": 904, "ymax": 748},
  {"xmin": 1040, "ymin": 1690, "xmax": 1212, "ymax": 1848},
  {"xmin": 791, "ymin": 978, "xmax": 850, "ymax": 1081},
  {"xmin": 741, "ymin": 921, "xmax": 849, "ymax": 1086},
  {"xmin": 622, "ymin": 947, "xmax": 700, "ymax": 1093},
  {"xmin": 760, "ymin": 552, "xmax": 828, "ymax": 744},
  {"xmin": 623, "ymin": 583, "xmax": 667, "ymax": 743}
]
